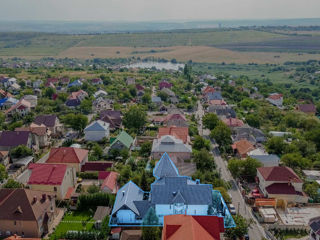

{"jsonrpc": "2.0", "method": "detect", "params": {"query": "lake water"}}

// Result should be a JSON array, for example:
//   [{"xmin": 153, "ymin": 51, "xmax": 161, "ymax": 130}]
[{"xmin": 125, "ymin": 62, "xmax": 184, "ymax": 71}]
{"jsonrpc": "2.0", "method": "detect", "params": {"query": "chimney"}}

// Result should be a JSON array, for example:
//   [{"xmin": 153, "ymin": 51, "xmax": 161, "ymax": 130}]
[
  {"xmin": 122, "ymin": 191, "xmax": 125, "ymax": 196},
  {"xmin": 42, "ymin": 194, "xmax": 47, "ymax": 201},
  {"xmin": 172, "ymin": 191, "xmax": 177, "ymax": 196},
  {"xmin": 33, "ymin": 196, "xmax": 37, "ymax": 204}
]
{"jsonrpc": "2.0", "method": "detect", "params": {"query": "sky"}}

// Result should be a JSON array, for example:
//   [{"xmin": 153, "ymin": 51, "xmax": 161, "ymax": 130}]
[{"xmin": 0, "ymin": 0, "xmax": 319, "ymax": 22}]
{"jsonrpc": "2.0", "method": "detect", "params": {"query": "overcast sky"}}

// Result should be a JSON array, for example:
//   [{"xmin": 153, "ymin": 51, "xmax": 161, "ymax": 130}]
[{"xmin": 0, "ymin": 0, "xmax": 319, "ymax": 22}]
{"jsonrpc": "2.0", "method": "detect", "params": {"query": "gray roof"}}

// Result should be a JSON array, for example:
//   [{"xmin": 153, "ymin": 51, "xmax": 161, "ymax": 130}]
[
  {"xmin": 250, "ymin": 154, "xmax": 280, "ymax": 167},
  {"xmin": 133, "ymin": 200, "xmax": 152, "ymax": 218},
  {"xmin": 153, "ymin": 152, "xmax": 179, "ymax": 179},
  {"xmin": 152, "ymin": 96, "xmax": 162, "ymax": 103},
  {"xmin": 151, "ymin": 135, "xmax": 192, "ymax": 154},
  {"xmin": 84, "ymin": 120, "xmax": 109, "ymax": 132},
  {"xmin": 151, "ymin": 177, "xmax": 212, "ymax": 205},
  {"xmin": 111, "ymin": 181, "xmax": 144, "ymax": 216}
]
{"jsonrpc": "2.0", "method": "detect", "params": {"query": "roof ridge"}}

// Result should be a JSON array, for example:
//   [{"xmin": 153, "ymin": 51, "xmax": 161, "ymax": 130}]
[{"xmin": 0, "ymin": 189, "xmax": 16, "ymax": 207}]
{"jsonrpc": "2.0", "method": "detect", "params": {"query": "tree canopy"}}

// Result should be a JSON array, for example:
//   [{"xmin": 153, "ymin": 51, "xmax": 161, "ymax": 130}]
[{"xmin": 123, "ymin": 105, "xmax": 147, "ymax": 133}]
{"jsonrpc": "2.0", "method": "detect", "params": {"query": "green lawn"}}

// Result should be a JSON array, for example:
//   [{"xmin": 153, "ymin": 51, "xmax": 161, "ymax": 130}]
[{"xmin": 50, "ymin": 211, "xmax": 95, "ymax": 240}]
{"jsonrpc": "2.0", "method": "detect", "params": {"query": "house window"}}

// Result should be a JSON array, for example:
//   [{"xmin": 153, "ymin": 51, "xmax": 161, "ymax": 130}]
[
  {"xmin": 14, "ymin": 221, "xmax": 16, "ymax": 225},
  {"xmin": 54, "ymin": 187, "xmax": 57, "ymax": 192}
]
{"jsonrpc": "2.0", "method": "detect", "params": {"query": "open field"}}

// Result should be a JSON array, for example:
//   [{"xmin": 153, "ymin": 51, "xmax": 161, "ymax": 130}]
[
  {"xmin": 58, "ymin": 46, "xmax": 320, "ymax": 64},
  {"xmin": 1, "ymin": 29, "xmax": 320, "ymax": 63}
]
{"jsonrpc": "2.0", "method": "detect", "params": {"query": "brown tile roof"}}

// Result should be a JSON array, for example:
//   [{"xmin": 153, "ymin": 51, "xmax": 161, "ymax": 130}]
[
  {"xmin": 257, "ymin": 166, "xmax": 303, "ymax": 183},
  {"xmin": 158, "ymin": 126, "xmax": 189, "ymax": 143},
  {"xmin": 46, "ymin": 147, "xmax": 88, "ymax": 164},
  {"xmin": 120, "ymin": 230, "xmax": 142, "ymax": 240},
  {"xmin": 5, "ymin": 99, "xmax": 31, "ymax": 115},
  {"xmin": 0, "ymin": 189, "xmax": 54, "ymax": 222},
  {"xmin": 232, "ymin": 139, "xmax": 255, "ymax": 156},
  {"xmin": 16, "ymin": 123, "xmax": 47, "ymax": 136},
  {"xmin": 223, "ymin": 118, "xmax": 244, "ymax": 127},
  {"xmin": 297, "ymin": 104, "xmax": 316, "ymax": 113},
  {"xmin": 0, "ymin": 150, "xmax": 9, "ymax": 158}
]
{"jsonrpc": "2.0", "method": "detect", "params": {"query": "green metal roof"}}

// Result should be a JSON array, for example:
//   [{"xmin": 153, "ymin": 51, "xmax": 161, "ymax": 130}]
[{"xmin": 110, "ymin": 131, "xmax": 133, "ymax": 149}]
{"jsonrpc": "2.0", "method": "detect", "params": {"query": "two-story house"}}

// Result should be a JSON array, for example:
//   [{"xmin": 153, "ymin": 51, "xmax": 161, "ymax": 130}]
[
  {"xmin": 110, "ymin": 153, "xmax": 235, "ymax": 228},
  {"xmin": 0, "ymin": 189, "xmax": 57, "ymax": 238},
  {"xmin": 257, "ymin": 166, "xmax": 308, "ymax": 203}
]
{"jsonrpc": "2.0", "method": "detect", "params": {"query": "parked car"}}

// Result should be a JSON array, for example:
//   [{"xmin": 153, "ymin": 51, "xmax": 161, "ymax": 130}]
[{"xmin": 229, "ymin": 204, "xmax": 236, "ymax": 215}]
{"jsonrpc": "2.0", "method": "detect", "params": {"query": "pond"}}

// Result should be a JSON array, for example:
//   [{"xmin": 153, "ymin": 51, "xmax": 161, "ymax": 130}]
[{"xmin": 125, "ymin": 61, "xmax": 185, "ymax": 71}]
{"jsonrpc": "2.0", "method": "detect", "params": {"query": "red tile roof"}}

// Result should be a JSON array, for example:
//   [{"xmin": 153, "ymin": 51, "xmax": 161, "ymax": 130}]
[
  {"xmin": 268, "ymin": 93, "xmax": 283, "ymax": 100},
  {"xmin": 265, "ymin": 183, "xmax": 303, "ymax": 195},
  {"xmin": 162, "ymin": 214, "xmax": 225, "ymax": 240},
  {"xmin": 257, "ymin": 166, "xmax": 303, "ymax": 183},
  {"xmin": 101, "ymin": 171, "xmax": 119, "ymax": 193},
  {"xmin": 68, "ymin": 90, "xmax": 88, "ymax": 100},
  {"xmin": 28, "ymin": 163, "xmax": 67, "ymax": 185},
  {"xmin": 203, "ymin": 86, "xmax": 215, "ymax": 94},
  {"xmin": 46, "ymin": 147, "xmax": 88, "ymax": 164},
  {"xmin": 81, "ymin": 161, "xmax": 113, "ymax": 172},
  {"xmin": 64, "ymin": 187, "xmax": 75, "ymax": 200},
  {"xmin": 158, "ymin": 126, "xmax": 189, "ymax": 143},
  {"xmin": 98, "ymin": 171, "xmax": 111, "ymax": 180},
  {"xmin": 223, "ymin": 118, "xmax": 244, "ymax": 127}
]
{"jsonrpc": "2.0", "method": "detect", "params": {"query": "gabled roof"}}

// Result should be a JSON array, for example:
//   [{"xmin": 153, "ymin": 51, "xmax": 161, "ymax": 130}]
[
  {"xmin": 68, "ymin": 90, "xmax": 88, "ymax": 100},
  {"xmin": 27, "ymin": 163, "xmax": 67, "ymax": 185},
  {"xmin": 162, "ymin": 215, "xmax": 225, "ymax": 240},
  {"xmin": 166, "ymin": 114, "xmax": 187, "ymax": 122},
  {"xmin": 232, "ymin": 139, "xmax": 255, "ymax": 156},
  {"xmin": 111, "ymin": 181, "xmax": 144, "ymax": 216},
  {"xmin": 265, "ymin": 183, "xmax": 303, "ymax": 195},
  {"xmin": 153, "ymin": 152, "xmax": 179, "ymax": 179},
  {"xmin": 223, "ymin": 118, "xmax": 244, "ymax": 127},
  {"xmin": 207, "ymin": 91, "xmax": 222, "ymax": 101},
  {"xmin": 110, "ymin": 131, "xmax": 134, "ymax": 149},
  {"xmin": 46, "ymin": 147, "xmax": 88, "ymax": 164},
  {"xmin": 257, "ymin": 166, "xmax": 302, "ymax": 183},
  {"xmin": 152, "ymin": 135, "xmax": 192, "ymax": 154},
  {"xmin": 310, "ymin": 217, "xmax": 320, "ymax": 235},
  {"xmin": 101, "ymin": 171, "xmax": 119, "ymax": 193},
  {"xmin": 0, "ymin": 189, "xmax": 54, "ymax": 221},
  {"xmin": 158, "ymin": 126, "xmax": 189, "ymax": 143},
  {"xmin": 0, "ymin": 131, "xmax": 30, "ymax": 147},
  {"xmin": 151, "ymin": 177, "xmax": 212, "ymax": 205},
  {"xmin": 267, "ymin": 93, "xmax": 283, "ymax": 100},
  {"xmin": 34, "ymin": 114, "xmax": 57, "ymax": 127},
  {"xmin": 152, "ymin": 96, "xmax": 162, "ymax": 103},
  {"xmin": 85, "ymin": 120, "xmax": 109, "ymax": 132},
  {"xmin": 81, "ymin": 161, "xmax": 113, "ymax": 172},
  {"xmin": 5, "ymin": 99, "xmax": 31, "ymax": 115}
]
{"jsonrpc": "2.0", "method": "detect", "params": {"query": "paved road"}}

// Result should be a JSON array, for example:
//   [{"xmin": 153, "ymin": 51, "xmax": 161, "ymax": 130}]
[
  {"xmin": 196, "ymin": 101, "xmax": 267, "ymax": 240},
  {"xmin": 213, "ymin": 151, "xmax": 267, "ymax": 240}
]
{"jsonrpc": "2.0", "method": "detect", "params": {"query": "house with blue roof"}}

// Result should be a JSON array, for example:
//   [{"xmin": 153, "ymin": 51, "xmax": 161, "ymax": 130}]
[
  {"xmin": 109, "ymin": 153, "xmax": 235, "ymax": 228},
  {"xmin": 67, "ymin": 79, "xmax": 83, "ymax": 88},
  {"xmin": 84, "ymin": 120, "xmax": 110, "ymax": 142}
]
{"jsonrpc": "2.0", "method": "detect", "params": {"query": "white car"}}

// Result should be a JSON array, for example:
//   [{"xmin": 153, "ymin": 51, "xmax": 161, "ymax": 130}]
[{"xmin": 229, "ymin": 204, "xmax": 236, "ymax": 215}]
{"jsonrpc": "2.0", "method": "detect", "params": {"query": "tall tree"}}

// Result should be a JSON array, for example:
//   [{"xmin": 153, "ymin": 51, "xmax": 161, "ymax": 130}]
[
  {"xmin": 210, "ymin": 122, "xmax": 232, "ymax": 151},
  {"xmin": 202, "ymin": 113, "xmax": 219, "ymax": 130},
  {"xmin": 225, "ymin": 215, "xmax": 250, "ymax": 239},
  {"xmin": 123, "ymin": 105, "xmax": 147, "ymax": 133}
]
